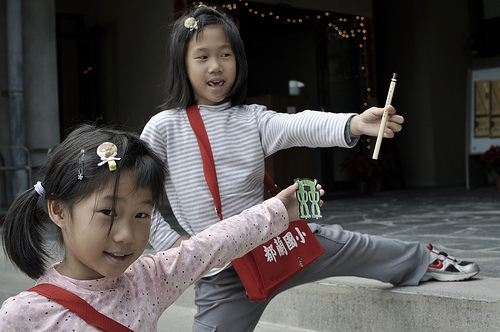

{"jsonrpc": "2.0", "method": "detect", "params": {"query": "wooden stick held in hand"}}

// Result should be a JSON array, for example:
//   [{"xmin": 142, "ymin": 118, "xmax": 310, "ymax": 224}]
[{"xmin": 372, "ymin": 73, "xmax": 398, "ymax": 160}]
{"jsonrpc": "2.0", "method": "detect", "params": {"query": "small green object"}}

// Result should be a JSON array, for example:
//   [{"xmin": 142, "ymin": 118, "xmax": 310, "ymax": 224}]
[{"xmin": 294, "ymin": 178, "xmax": 322, "ymax": 220}]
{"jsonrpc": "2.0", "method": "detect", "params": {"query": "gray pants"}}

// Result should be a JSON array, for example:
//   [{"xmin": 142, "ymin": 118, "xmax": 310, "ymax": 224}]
[{"xmin": 193, "ymin": 223, "xmax": 429, "ymax": 331}]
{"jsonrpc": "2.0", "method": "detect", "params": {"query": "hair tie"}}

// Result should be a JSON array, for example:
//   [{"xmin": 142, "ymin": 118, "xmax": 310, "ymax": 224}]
[{"xmin": 34, "ymin": 181, "xmax": 45, "ymax": 196}]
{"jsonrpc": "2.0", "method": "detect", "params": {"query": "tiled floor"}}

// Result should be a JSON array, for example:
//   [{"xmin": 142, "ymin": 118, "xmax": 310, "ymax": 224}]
[
  {"xmin": 163, "ymin": 185, "xmax": 499, "ymax": 277},
  {"xmin": 318, "ymin": 186, "xmax": 500, "ymax": 278},
  {"xmin": 163, "ymin": 184, "xmax": 500, "ymax": 278}
]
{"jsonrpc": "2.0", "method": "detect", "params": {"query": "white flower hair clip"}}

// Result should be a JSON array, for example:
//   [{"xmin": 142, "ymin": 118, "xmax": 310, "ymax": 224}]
[
  {"xmin": 97, "ymin": 142, "xmax": 121, "ymax": 172},
  {"xmin": 184, "ymin": 17, "xmax": 199, "ymax": 31}
]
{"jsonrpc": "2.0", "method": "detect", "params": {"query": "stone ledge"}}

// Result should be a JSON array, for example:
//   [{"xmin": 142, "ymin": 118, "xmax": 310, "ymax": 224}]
[{"xmin": 167, "ymin": 276, "xmax": 500, "ymax": 332}]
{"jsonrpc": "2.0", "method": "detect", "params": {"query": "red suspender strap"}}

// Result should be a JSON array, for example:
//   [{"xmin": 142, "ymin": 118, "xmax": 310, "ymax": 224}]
[
  {"xmin": 186, "ymin": 104, "xmax": 224, "ymax": 221},
  {"xmin": 185, "ymin": 104, "xmax": 282, "ymax": 221},
  {"xmin": 264, "ymin": 171, "xmax": 282, "ymax": 197},
  {"xmin": 29, "ymin": 284, "xmax": 133, "ymax": 332}
]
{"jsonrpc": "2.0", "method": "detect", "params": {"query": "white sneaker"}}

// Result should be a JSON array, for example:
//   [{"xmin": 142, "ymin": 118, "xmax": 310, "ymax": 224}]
[{"xmin": 421, "ymin": 244, "xmax": 479, "ymax": 282}]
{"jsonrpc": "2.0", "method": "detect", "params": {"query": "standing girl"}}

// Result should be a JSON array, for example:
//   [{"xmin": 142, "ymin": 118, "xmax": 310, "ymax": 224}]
[
  {"xmin": 141, "ymin": 5, "xmax": 479, "ymax": 331},
  {"xmin": 0, "ymin": 124, "xmax": 302, "ymax": 331}
]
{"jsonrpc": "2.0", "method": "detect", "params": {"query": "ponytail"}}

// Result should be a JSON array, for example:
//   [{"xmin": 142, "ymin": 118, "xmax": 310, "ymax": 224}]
[
  {"xmin": 2, "ymin": 186, "xmax": 52, "ymax": 279},
  {"xmin": 2, "ymin": 124, "xmax": 166, "ymax": 280}
]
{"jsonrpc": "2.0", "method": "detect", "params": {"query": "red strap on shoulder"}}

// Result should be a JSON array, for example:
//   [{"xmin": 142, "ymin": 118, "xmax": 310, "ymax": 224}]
[
  {"xmin": 186, "ymin": 104, "xmax": 224, "ymax": 220},
  {"xmin": 29, "ymin": 284, "xmax": 133, "ymax": 332},
  {"xmin": 264, "ymin": 172, "xmax": 282, "ymax": 197},
  {"xmin": 186, "ymin": 104, "xmax": 282, "ymax": 222}
]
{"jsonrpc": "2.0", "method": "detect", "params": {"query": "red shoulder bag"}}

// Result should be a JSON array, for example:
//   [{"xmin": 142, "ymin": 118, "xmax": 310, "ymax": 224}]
[{"xmin": 186, "ymin": 105, "xmax": 324, "ymax": 302}]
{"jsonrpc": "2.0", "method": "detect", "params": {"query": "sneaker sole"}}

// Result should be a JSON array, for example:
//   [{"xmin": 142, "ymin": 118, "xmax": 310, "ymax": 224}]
[{"xmin": 424, "ymin": 267, "xmax": 480, "ymax": 282}]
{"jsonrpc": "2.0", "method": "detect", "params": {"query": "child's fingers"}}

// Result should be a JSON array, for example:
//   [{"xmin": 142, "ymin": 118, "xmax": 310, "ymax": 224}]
[
  {"xmin": 386, "ymin": 105, "xmax": 396, "ymax": 115},
  {"xmin": 314, "ymin": 184, "xmax": 325, "ymax": 207},
  {"xmin": 287, "ymin": 182, "xmax": 299, "ymax": 196},
  {"xmin": 316, "ymin": 184, "xmax": 325, "ymax": 197},
  {"xmin": 276, "ymin": 183, "xmax": 298, "ymax": 200}
]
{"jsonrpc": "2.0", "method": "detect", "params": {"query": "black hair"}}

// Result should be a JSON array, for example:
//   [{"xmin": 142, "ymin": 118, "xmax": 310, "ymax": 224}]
[
  {"xmin": 2, "ymin": 124, "xmax": 166, "ymax": 279},
  {"xmin": 161, "ymin": 5, "xmax": 248, "ymax": 110}
]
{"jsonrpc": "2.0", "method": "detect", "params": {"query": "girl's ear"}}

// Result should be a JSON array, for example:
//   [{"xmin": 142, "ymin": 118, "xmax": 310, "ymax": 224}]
[{"xmin": 47, "ymin": 200, "xmax": 67, "ymax": 229}]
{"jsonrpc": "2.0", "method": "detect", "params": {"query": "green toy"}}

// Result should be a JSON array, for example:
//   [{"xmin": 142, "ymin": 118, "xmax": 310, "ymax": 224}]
[{"xmin": 294, "ymin": 178, "xmax": 322, "ymax": 220}]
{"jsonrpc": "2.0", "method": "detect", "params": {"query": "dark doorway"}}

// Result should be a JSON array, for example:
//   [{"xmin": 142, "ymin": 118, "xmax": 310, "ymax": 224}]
[
  {"xmin": 56, "ymin": 14, "xmax": 102, "ymax": 139},
  {"xmin": 220, "ymin": 2, "xmax": 373, "ymax": 189}
]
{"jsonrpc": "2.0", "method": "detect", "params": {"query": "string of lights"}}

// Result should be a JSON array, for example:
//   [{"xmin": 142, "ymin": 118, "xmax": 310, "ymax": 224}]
[
  {"xmin": 187, "ymin": 1, "xmax": 376, "ymax": 107},
  {"xmin": 191, "ymin": 1, "xmax": 367, "ymax": 42}
]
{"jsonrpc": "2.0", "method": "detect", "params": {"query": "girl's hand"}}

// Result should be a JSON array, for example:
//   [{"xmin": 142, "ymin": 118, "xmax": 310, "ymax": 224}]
[
  {"xmin": 275, "ymin": 183, "xmax": 325, "ymax": 221},
  {"xmin": 350, "ymin": 105, "xmax": 404, "ymax": 137}
]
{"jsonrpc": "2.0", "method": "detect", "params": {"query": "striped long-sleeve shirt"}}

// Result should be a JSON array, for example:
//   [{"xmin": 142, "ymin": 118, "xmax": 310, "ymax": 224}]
[{"xmin": 141, "ymin": 102, "xmax": 357, "ymax": 252}]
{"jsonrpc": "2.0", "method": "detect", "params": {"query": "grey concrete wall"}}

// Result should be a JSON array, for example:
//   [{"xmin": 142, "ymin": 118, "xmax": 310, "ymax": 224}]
[
  {"xmin": 0, "ymin": 0, "xmax": 9, "ymax": 147},
  {"xmin": 0, "ymin": 0, "xmax": 60, "ymax": 159},
  {"xmin": 0, "ymin": 0, "xmax": 59, "ymax": 205},
  {"xmin": 23, "ymin": 0, "xmax": 60, "ymax": 162}
]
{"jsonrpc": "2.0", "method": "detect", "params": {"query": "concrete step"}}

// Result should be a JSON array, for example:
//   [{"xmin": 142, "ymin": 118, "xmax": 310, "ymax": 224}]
[
  {"xmin": 1, "ymin": 261, "xmax": 498, "ymax": 331},
  {"xmin": 161, "ymin": 276, "xmax": 500, "ymax": 332},
  {"xmin": 159, "ymin": 305, "xmax": 316, "ymax": 332}
]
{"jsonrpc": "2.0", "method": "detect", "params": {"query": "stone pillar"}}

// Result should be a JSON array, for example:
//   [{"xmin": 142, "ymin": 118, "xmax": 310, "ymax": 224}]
[{"xmin": 23, "ymin": 0, "xmax": 60, "ymax": 172}]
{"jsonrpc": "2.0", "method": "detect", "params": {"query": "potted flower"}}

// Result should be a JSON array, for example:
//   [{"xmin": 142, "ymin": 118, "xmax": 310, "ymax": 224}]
[{"xmin": 478, "ymin": 145, "xmax": 500, "ymax": 189}]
